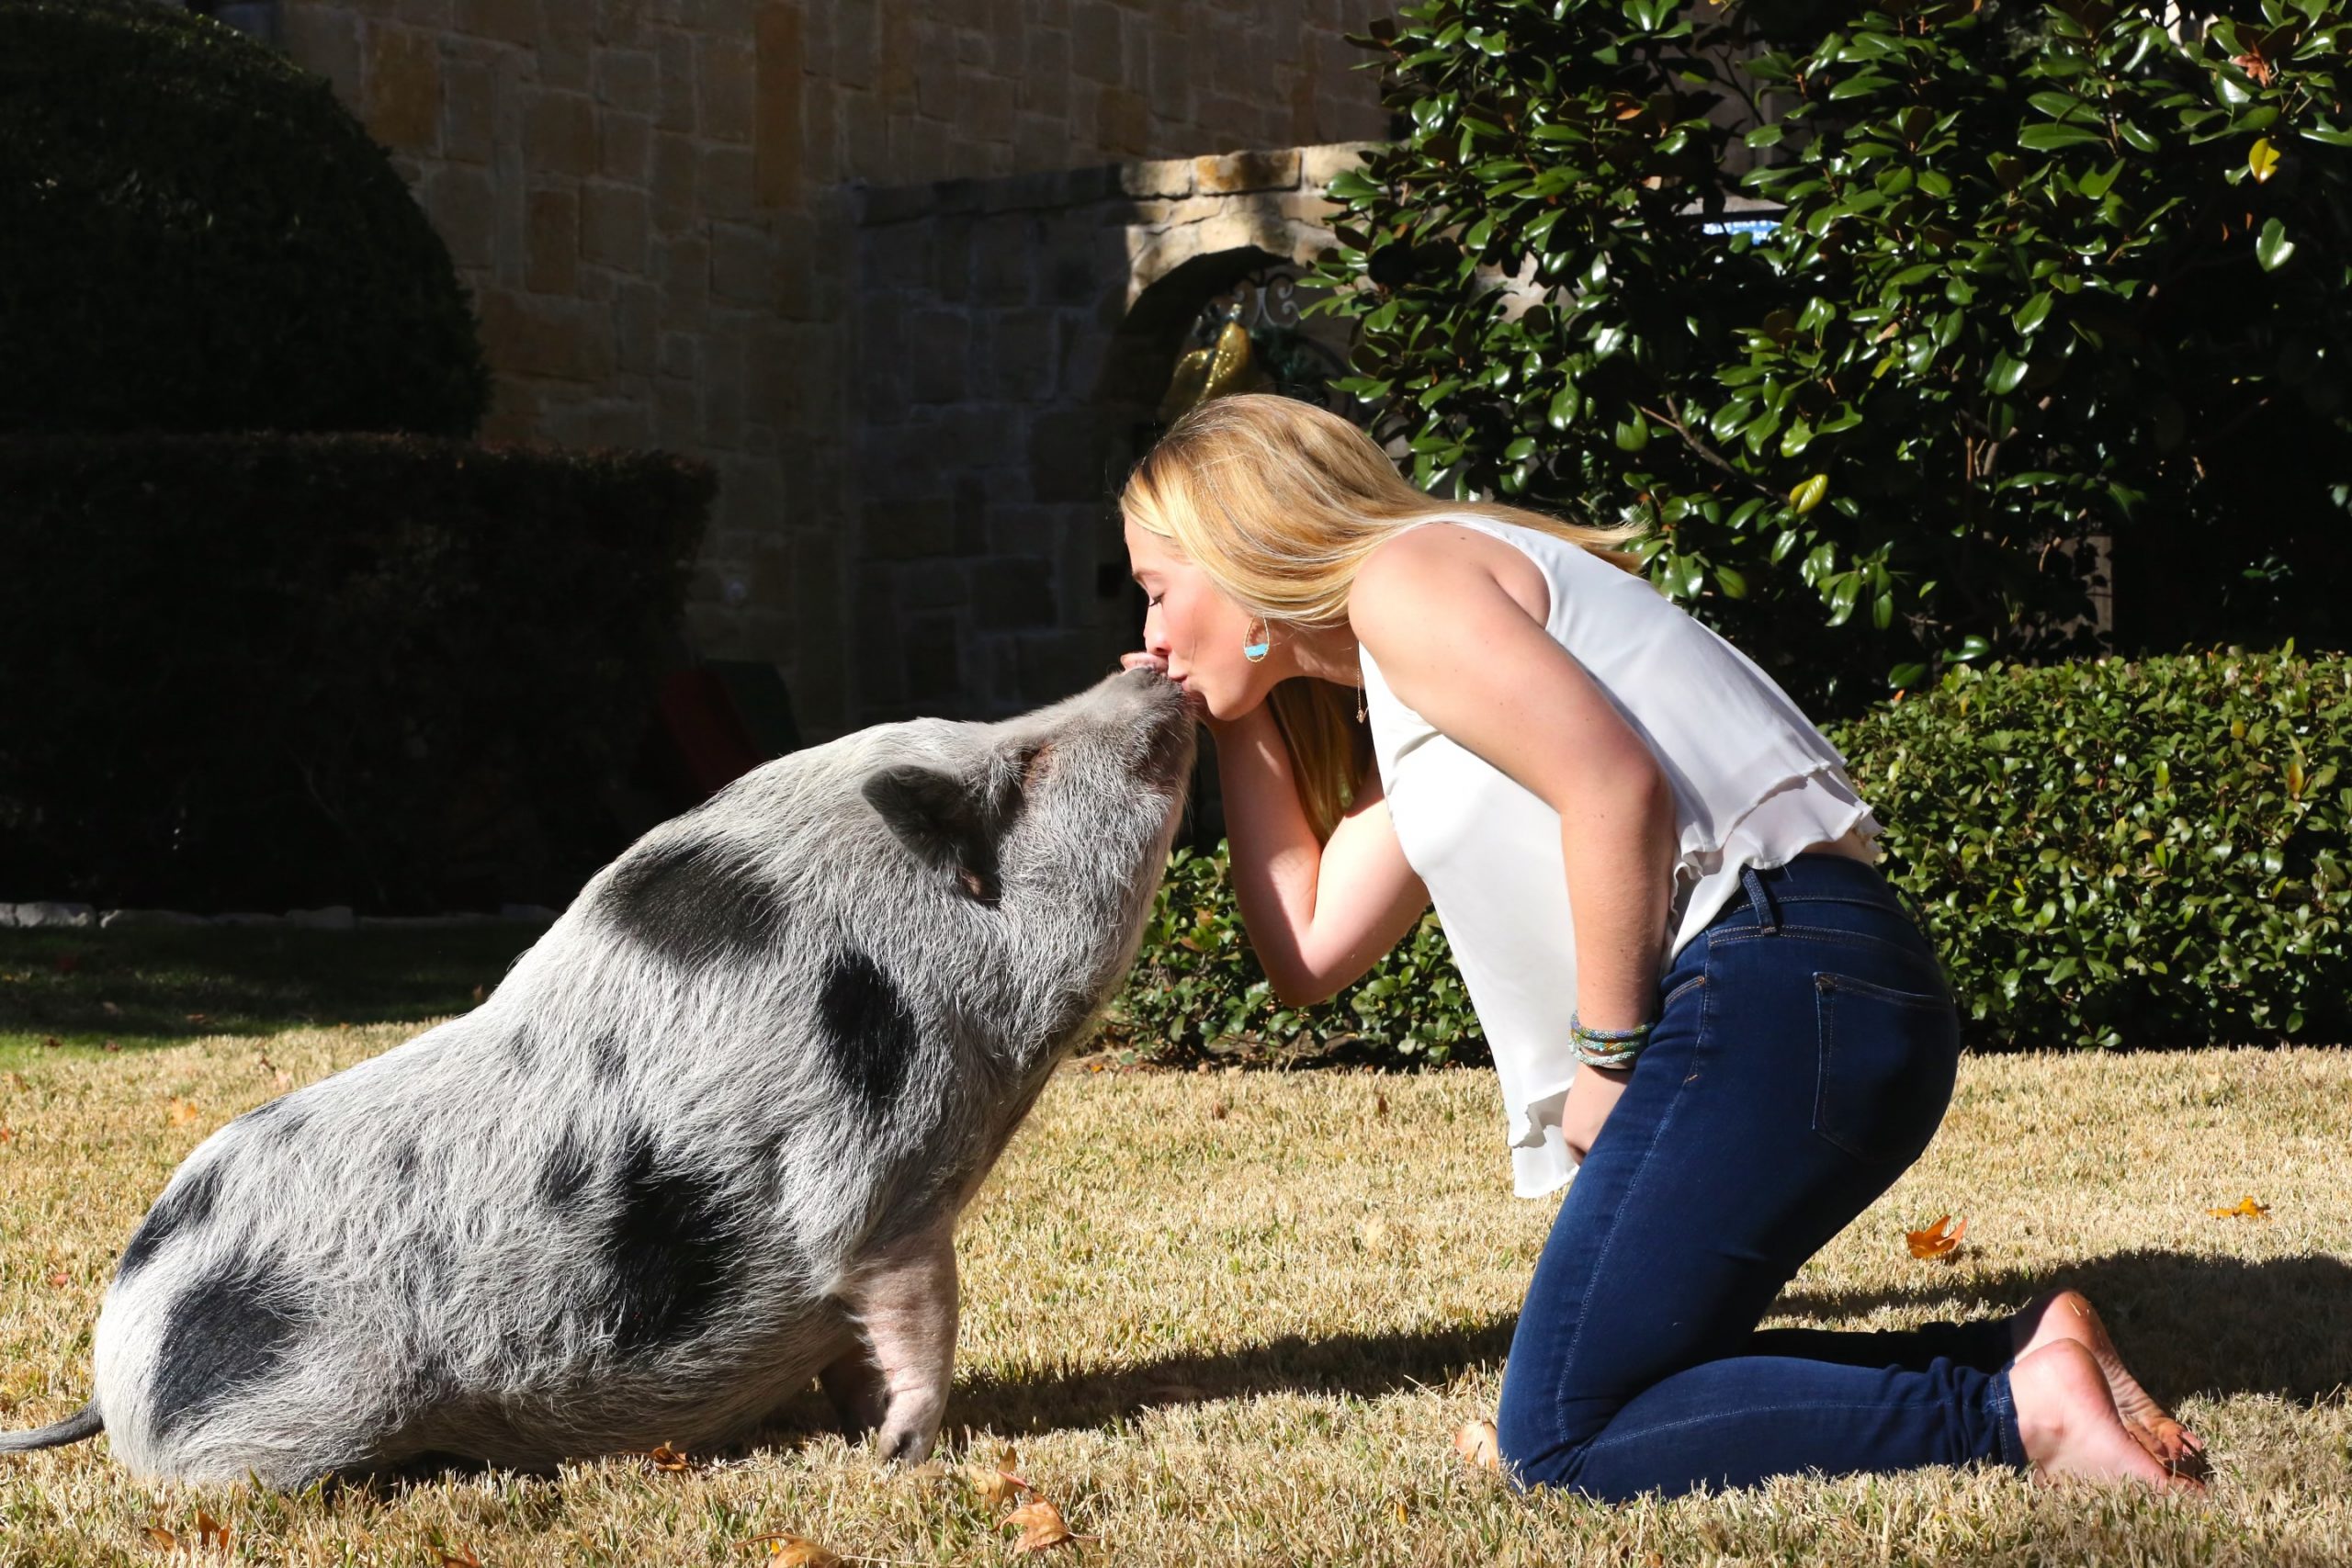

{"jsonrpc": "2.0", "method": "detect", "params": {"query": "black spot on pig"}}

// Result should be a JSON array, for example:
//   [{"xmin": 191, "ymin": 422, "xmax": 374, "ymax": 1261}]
[
  {"xmin": 587, "ymin": 1032, "xmax": 627, "ymax": 1083},
  {"xmin": 117, "ymin": 1160, "xmax": 227, "ymax": 1281},
  {"xmin": 537, "ymin": 1130, "xmax": 594, "ymax": 1209},
  {"xmin": 602, "ymin": 834, "xmax": 785, "ymax": 966},
  {"xmin": 389, "ymin": 1139, "xmax": 421, "ymax": 1180},
  {"xmin": 597, "ymin": 1127, "xmax": 738, "ymax": 1353},
  {"xmin": 816, "ymin": 947, "xmax": 918, "ymax": 1111},
  {"xmin": 240, "ymin": 1096, "xmax": 306, "ymax": 1141},
  {"xmin": 149, "ymin": 1258, "xmax": 304, "ymax": 1439}
]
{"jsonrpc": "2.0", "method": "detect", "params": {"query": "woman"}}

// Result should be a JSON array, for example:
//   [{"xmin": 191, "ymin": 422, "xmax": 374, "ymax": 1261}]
[{"xmin": 1115, "ymin": 392, "xmax": 2206, "ymax": 1502}]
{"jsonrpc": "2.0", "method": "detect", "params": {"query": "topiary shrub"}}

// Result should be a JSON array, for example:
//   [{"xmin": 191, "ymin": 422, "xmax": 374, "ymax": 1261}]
[
  {"xmin": 0, "ymin": 0, "xmax": 490, "ymax": 436},
  {"xmin": 1103, "ymin": 644, "xmax": 2349, "ymax": 1064},
  {"xmin": 0, "ymin": 434, "xmax": 714, "ymax": 913}
]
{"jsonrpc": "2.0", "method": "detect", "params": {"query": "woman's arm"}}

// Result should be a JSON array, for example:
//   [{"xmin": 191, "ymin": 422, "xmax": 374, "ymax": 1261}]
[{"xmin": 1206, "ymin": 704, "xmax": 1431, "ymax": 1009}]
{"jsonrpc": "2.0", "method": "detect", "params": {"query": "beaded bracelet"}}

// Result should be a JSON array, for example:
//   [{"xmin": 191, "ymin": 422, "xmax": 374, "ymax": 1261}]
[{"xmin": 1568, "ymin": 1011, "xmax": 1654, "ymax": 1069}]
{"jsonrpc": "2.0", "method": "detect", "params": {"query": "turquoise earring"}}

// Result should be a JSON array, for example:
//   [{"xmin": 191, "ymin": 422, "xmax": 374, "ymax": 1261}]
[{"xmin": 1242, "ymin": 619, "xmax": 1270, "ymax": 662}]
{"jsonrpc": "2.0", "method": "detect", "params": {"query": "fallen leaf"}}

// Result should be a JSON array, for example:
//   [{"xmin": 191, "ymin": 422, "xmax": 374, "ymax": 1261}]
[
  {"xmin": 1454, "ymin": 1416, "xmax": 1501, "ymax": 1472},
  {"xmin": 142, "ymin": 1524, "xmax": 179, "ymax": 1551},
  {"xmin": 6, "ymin": 1071, "xmax": 26, "ymax": 1090},
  {"xmin": 1208, "ymin": 1098, "xmax": 1228, "ymax": 1120},
  {"xmin": 46, "ymin": 1270, "xmax": 68, "ymax": 1288},
  {"xmin": 969, "ymin": 1458, "xmax": 1036, "ymax": 1508},
  {"xmin": 759, "ymin": 1538, "xmax": 842, "ymax": 1567},
  {"xmin": 41, "ymin": 1036, "xmax": 60, "ymax": 1050},
  {"xmin": 186, "ymin": 1012, "xmax": 209, "ymax": 1026},
  {"xmin": 1905, "ymin": 1213, "xmax": 1967, "ymax": 1260},
  {"xmin": 648, "ymin": 1441, "xmax": 689, "ymax": 1472},
  {"xmin": 194, "ymin": 1511, "xmax": 231, "ymax": 1552},
  {"xmin": 103, "ymin": 1040, "xmax": 120, "ymax": 1052},
  {"xmin": 1005, "ymin": 1497, "xmax": 1077, "ymax": 1552},
  {"xmin": 437, "ymin": 1548, "xmax": 485, "ymax": 1568},
  {"xmin": 0, "ymin": 1125, "xmax": 13, "ymax": 1142},
  {"xmin": 1374, "ymin": 1090, "xmax": 1389, "ymax": 1118},
  {"xmin": 2209, "ymin": 1195, "xmax": 2271, "ymax": 1219},
  {"xmin": 273, "ymin": 1072, "xmax": 294, "ymax": 1089},
  {"xmin": 1394, "ymin": 1498, "xmax": 1408, "ymax": 1524},
  {"xmin": 166, "ymin": 1098, "xmax": 201, "ymax": 1127}
]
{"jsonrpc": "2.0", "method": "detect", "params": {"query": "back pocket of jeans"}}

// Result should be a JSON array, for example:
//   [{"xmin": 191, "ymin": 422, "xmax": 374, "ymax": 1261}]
[{"xmin": 1811, "ymin": 970, "xmax": 1960, "ymax": 1165}]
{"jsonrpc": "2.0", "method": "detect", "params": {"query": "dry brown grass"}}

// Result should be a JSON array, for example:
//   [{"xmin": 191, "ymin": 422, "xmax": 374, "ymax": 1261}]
[{"xmin": 3, "ymin": 1029, "xmax": 2348, "ymax": 1566}]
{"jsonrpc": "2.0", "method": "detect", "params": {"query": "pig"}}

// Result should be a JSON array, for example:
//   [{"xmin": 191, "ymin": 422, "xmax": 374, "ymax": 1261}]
[{"xmin": 0, "ymin": 664, "xmax": 1196, "ymax": 1488}]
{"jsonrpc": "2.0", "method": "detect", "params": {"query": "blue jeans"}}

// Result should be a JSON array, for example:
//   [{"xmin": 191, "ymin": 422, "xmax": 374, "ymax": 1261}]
[{"xmin": 1494, "ymin": 851, "xmax": 2031, "ymax": 1500}]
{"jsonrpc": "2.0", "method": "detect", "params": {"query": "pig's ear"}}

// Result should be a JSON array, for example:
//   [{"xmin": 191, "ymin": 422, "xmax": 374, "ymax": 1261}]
[{"xmin": 862, "ymin": 764, "xmax": 1003, "ymax": 903}]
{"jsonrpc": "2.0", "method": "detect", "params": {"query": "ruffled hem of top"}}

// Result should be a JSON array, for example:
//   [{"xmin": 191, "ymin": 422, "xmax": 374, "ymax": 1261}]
[
  {"xmin": 1670, "ymin": 760, "xmax": 1883, "ymax": 886},
  {"xmin": 1507, "ymin": 1077, "xmax": 1582, "ymax": 1199}
]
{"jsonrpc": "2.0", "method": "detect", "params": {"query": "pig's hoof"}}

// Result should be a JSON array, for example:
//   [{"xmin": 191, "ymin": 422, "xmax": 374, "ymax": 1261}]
[{"xmin": 876, "ymin": 1424, "xmax": 938, "ymax": 1467}]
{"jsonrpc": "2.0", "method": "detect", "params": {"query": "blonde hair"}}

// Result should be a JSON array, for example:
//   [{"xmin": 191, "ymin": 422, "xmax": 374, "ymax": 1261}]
[{"xmin": 1120, "ymin": 392, "xmax": 1657, "ymax": 844}]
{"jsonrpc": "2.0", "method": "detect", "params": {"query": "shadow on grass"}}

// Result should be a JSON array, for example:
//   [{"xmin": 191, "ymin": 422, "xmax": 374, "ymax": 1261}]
[
  {"xmin": 921, "ymin": 1250, "xmax": 2352, "ymax": 1438},
  {"xmin": 0, "ymin": 923, "xmax": 544, "ymax": 1053}
]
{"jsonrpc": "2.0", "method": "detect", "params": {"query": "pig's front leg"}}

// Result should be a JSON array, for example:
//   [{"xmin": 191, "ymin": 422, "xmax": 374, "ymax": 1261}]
[{"xmin": 838, "ymin": 1216, "xmax": 959, "ymax": 1464}]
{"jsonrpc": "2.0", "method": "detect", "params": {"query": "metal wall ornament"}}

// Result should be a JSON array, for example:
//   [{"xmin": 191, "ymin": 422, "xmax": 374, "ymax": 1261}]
[{"xmin": 1156, "ymin": 268, "xmax": 1359, "ymax": 424}]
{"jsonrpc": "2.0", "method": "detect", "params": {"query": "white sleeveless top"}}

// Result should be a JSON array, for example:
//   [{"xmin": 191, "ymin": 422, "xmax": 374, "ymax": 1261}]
[{"xmin": 1356, "ymin": 513, "xmax": 1885, "ymax": 1198}]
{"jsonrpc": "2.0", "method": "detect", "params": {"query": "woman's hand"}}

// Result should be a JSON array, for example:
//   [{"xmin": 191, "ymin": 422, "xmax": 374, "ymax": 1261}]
[{"xmin": 1561, "ymin": 1061, "xmax": 1635, "ymax": 1163}]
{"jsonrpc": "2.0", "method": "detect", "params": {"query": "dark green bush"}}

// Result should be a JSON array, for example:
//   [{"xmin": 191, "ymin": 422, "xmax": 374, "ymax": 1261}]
[
  {"xmin": 0, "ymin": 434, "xmax": 715, "ymax": 913},
  {"xmin": 1307, "ymin": 0, "xmax": 2352, "ymax": 720},
  {"xmin": 0, "ymin": 0, "xmax": 490, "ymax": 436},
  {"xmin": 1103, "ymin": 645, "xmax": 2347, "ymax": 1062}
]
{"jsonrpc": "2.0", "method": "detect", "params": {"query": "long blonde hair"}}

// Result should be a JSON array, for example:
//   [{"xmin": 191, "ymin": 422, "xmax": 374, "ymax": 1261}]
[{"xmin": 1120, "ymin": 392, "xmax": 1658, "ymax": 843}]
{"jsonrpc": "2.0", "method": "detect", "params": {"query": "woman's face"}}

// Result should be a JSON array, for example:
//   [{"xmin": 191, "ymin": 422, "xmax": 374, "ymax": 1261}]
[{"xmin": 1123, "ymin": 513, "xmax": 1257, "ymax": 722}]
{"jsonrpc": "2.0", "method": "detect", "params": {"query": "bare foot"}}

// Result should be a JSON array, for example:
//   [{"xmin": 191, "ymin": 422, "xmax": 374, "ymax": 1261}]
[
  {"xmin": 2008, "ymin": 1339, "xmax": 2204, "ymax": 1494},
  {"xmin": 2008, "ymin": 1287, "xmax": 2210, "ymax": 1481}
]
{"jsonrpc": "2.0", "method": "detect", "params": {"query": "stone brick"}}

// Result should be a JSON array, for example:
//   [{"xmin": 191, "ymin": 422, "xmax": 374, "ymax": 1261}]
[
  {"xmin": 982, "ymin": 307, "xmax": 1059, "ymax": 401},
  {"xmin": 479, "ymin": 290, "xmax": 615, "ymax": 381},
  {"xmin": 844, "ymin": 91, "xmax": 888, "ymax": 173},
  {"xmin": 523, "ymin": 90, "xmax": 596, "ymax": 177},
  {"xmin": 441, "ymin": 56, "xmax": 495, "ymax": 163},
  {"xmin": 708, "ymin": 220, "xmax": 775, "ymax": 306},
  {"xmin": 754, "ymin": 1, "xmax": 805, "ymax": 208},
  {"xmin": 831, "ymin": 1, "xmax": 876, "ymax": 88},
  {"xmin": 956, "ymin": 72, "xmax": 1017, "ymax": 144},
  {"xmin": 697, "ymin": 36, "xmax": 756, "ymax": 144},
  {"xmin": 597, "ymin": 110, "xmax": 651, "ymax": 182},
  {"xmin": 650, "ymin": 133, "xmax": 698, "ymax": 234},
  {"xmin": 656, "ymin": 375, "xmax": 700, "ymax": 446},
  {"xmin": 1014, "ymin": 630, "xmax": 1097, "ymax": 704},
  {"xmin": 931, "ymin": 213, "xmax": 974, "ymax": 301},
  {"xmin": 701, "ymin": 144, "xmax": 757, "ymax": 220},
  {"xmin": 899, "ymin": 559, "xmax": 967, "ymax": 612},
  {"xmin": 582, "ymin": 184, "xmax": 650, "ymax": 272},
  {"xmin": 906, "ymin": 310, "xmax": 969, "ymax": 404},
  {"xmin": 863, "ymin": 499, "xmax": 955, "ymax": 560},
  {"xmin": 973, "ymin": 213, "xmax": 1036, "ymax": 305},
  {"xmin": 594, "ymin": 48, "xmax": 658, "ymax": 113},
  {"xmin": 1071, "ymin": 0, "xmax": 1123, "ymax": 83},
  {"xmin": 525, "ymin": 187, "xmax": 578, "ymax": 293},
  {"xmin": 453, "ymin": 0, "xmax": 537, "ymax": 46},
  {"xmin": 911, "ymin": 39, "xmax": 956, "ymax": 120},
  {"xmin": 1020, "ymin": 28, "xmax": 1069, "ymax": 118},
  {"xmin": 423, "ymin": 164, "xmax": 495, "ymax": 268},
  {"xmin": 366, "ymin": 27, "xmax": 440, "ymax": 150},
  {"xmin": 657, "ymin": 30, "xmax": 697, "ymax": 133},
  {"xmin": 901, "ymin": 615, "xmax": 963, "ymax": 705},
  {"xmin": 775, "ymin": 211, "xmax": 820, "ymax": 320},
  {"xmin": 701, "ymin": 333, "xmax": 747, "ymax": 446},
  {"xmin": 280, "ymin": 6, "xmax": 362, "ymax": 105},
  {"xmin": 1194, "ymin": 147, "xmax": 1302, "ymax": 195},
  {"xmin": 984, "ymin": 503, "xmax": 1061, "ymax": 557},
  {"xmin": 1098, "ymin": 85, "xmax": 1148, "ymax": 156},
  {"xmin": 973, "ymin": 557, "xmax": 1056, "ymax": 630},
  {"xmin": 658, "ymin": 332, "xmax": 699, "ymax": 381},
  {"xmin": 1029, "ymin": 409, "xmax": 1111, "ymax": 503},
  {"xmin": 1298, "ymin": 140, "xmax": 1380, "ymax": 194},
  {"xmin": 655, "ymin": 235, "xmax": 710, "ymax": 327}
]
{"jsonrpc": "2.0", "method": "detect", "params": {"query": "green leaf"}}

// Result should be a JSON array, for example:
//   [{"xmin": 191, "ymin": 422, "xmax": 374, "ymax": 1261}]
[
  {"xmin": 2012, "ymin": 292, "xmax": 2054, "ymax": 333},
  {"xmin": 2256, "ymin": 217, "xmax": 2294, "ymax": 271},
  {"xmin": 1789, "ymin": 473, "xmax": 1829, "ymax": 514},
  {"xmin": 2017, "ymin": 124, "xmax": 2107, "ymax": 152}
]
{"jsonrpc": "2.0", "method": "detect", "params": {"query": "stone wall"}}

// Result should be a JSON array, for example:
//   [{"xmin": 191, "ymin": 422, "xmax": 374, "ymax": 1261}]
[
  {"xmin": 256, "ymin": 0, "xmax": 1394, "ymax": 742},
  {"xmin": 851, "ymin": 143, "xmax": 1375, "ymax": 725}
]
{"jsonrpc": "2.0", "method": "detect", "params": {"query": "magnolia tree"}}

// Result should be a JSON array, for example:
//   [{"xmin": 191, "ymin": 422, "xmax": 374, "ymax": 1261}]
[{"xmin": 1306, "ymin": 0, "xmax": 2352, "ymax": 715}]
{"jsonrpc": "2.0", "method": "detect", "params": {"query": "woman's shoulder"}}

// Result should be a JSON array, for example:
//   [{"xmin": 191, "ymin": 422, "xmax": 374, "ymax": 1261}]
[{"xmin": 1354, "ymin": 516, "xmax": 1555, "ymax": 630}]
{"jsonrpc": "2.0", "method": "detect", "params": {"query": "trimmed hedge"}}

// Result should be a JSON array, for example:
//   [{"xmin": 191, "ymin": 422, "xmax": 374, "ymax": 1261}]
[
  {"xmin": 0, "ymin": 434, "xmax": 715, "ymax": 913},
  {"xmin": 1101, "ymin": 645, "xmax": 2345, "ymax": 1063},
  {"xmin": 0, "ymin": 0, "xmax": 490, "ymax": 436}
]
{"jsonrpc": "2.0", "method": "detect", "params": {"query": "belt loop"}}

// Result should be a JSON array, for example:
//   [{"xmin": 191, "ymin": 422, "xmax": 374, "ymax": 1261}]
[{"xmin": 1741, "ymin": 863, "xmax": 1780, "ymax": 933}]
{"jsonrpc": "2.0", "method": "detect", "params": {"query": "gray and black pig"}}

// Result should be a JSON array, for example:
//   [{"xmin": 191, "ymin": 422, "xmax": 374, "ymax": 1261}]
[{"xmin": 0, "ymin": 664, "xmax": 1196, "ymax": 1487}]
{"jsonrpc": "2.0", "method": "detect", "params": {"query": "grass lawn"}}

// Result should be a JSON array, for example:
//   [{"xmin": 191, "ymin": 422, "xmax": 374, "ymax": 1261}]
[{"xmin": 2, "ymin": 931, "xmax": 2348, "ymax": 1564}]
